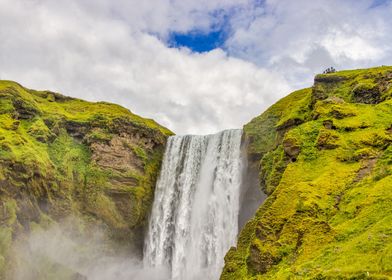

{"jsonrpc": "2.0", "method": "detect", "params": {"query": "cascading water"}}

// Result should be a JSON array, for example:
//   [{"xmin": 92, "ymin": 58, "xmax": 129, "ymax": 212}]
[{"xmin": 144, "ymin": 129, "xmax": 243, "ymax": 280}]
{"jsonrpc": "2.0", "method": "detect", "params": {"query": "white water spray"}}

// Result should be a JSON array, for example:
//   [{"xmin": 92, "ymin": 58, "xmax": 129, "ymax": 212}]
[{"xmin": 144, "ymin": 129, "xmax": 243, "ymax": 280}]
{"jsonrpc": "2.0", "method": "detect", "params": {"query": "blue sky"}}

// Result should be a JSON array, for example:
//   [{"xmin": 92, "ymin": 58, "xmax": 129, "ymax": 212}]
[
  {"xmin": 168, "ymin": 8, "xmax": 233, "ymax": 52},
  {"xmin": 169, "ymin": 30, "xmax": 227, "ymax": 52},
  {"xmin": 1, "ymin": 0, "xmax": 391, "ymax": 134},
  {"xmin": 370, "ymin": 0, "xmax": 391, "ymax": 8},
  {"xmin": 169, "ymin": 0, "xmax": 391, "ymax": 55}
]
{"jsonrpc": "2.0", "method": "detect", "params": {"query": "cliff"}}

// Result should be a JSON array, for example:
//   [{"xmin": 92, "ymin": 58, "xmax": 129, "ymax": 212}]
[
  {"xmin": 0, "ymin": 81, "xmax": 172, "ymax": 278},
  {"xmin": 222, "ymin": 66, "xmax": 392, "ymax": 279}
]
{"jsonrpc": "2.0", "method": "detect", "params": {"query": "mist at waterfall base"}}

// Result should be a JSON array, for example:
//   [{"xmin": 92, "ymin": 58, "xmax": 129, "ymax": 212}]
[
  {"xmin": 12, "ymin": 218, "xmax": 169, "ymax": 280},
  {"xmin": 13, "ymin": 129, "xmax": 261, "ymax": 280}
]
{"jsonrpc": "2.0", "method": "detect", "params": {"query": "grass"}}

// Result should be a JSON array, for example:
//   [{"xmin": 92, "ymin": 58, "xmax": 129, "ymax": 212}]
[
  {"xmin": 0, "ymin": 80, "xmax": 172, "ymax": 278},
  {"xmin": 222, "ymin": 66, "xmax": 392, "ymax": 279}
]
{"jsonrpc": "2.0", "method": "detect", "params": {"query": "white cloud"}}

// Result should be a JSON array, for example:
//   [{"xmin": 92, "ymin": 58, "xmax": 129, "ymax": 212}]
[
  {"xmin": 0, "ymin": 0, "xmax": 290, "ymax": 134},
  {"xmin": 0, "ymin": 0, "xmax": 391, "ymax": 134},
  {"xmin": 226, "ymin": 0, "xmax": 392, "ymax": 86},
  {"xmin": 321, "ymin": 29, "xmax": 384, "ymax": 61}
]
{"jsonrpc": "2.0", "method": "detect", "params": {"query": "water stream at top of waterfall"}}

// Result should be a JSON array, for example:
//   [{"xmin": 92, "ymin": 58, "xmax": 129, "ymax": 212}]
[{"xmin": 144, "ymin": 129, "xmax": 243, "ymax": 280}]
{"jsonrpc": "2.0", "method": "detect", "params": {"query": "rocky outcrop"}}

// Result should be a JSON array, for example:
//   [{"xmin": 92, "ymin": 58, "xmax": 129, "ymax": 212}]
[
  {"xmin": 222, "ymin": 66, "xmax": 392, "ymax": 279},
  {"xmin": 0, "ymin": 81, "xmax": 172, "ymax": 278}
]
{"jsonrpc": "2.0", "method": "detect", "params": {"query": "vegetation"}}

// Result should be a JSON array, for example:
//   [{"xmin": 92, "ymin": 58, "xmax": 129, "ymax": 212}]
[
  {"xmin": 323, "ymin": 67, "xmax": 337, "ymax": 74},
  {"xmin": 1, "ymin": 65, "xmax": 391, "ymax": 279},
  {"xmin": 222, "ymin": 66, "xmax": 392, "ymax": 279},
  {"xmin": 0, "ymin": 81, "xmax": 172, "ymax": 278}
]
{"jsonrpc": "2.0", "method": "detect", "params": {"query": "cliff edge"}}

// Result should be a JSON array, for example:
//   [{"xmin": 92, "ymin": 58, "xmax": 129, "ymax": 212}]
[
  {"xmin": 222, "ymin": 66, "xmax": 392, "ymax": 279},
  {"xmin": 0, "ymin": 81, "xmax": 172, "ymax": 278}
]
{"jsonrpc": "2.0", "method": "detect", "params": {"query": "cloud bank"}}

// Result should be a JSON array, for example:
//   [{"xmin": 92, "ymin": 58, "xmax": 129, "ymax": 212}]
[{"xmin": 0, "ymin": 0, "xmax": 391, "ymax": 134}]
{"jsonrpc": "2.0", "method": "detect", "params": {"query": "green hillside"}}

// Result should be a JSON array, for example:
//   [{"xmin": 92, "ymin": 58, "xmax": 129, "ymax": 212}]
[
  {"xmin": 0, "ymin": 81, "xmax": 172, "ymax": 278},
  {"xmin": 222, "ymin": 66, "xmax": 392, "ymax": 279}
]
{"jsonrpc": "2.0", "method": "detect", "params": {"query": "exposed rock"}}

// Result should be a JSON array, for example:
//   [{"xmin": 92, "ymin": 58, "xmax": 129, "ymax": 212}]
[
  {"xmin": 330, "ymin": 106, "xmax": 356, "ymax": 119},
  {"xmin": 222, "ymin": 66, "xmax": 392, "ymax": 280},
  {"xmin": 316, "ymin": 129, "xmax": 340, "ymax": 150},
  {"xmin": 283, "ymin": 137, "xmax": 300, "ymax": 158},
  {"xmin": 65, "ymin": 120, "xmax": 89, "ymax": 140},
  {"xmin": 12, "ymin": 98, "xmax": 39, "ymax": 120},
  {"xmin": 276, "ymin": 118, "xmax": 304, "ymax": 132},
  {"xmin": 324, "ymin": 96, "xmax": 345, "ymax": 104},
  {"xmin": 322, "ymin": 120, "xmax": 335, "ymax": 129},
  {"xmin": 90, "ymin": 134, "xmax": 144, "ymax": 173},
  {"xmin": 0, "ymin": 80, "xmax": 172, "ymax": 278},
  {"xmin": 312, "ymin": 75, "xmax": 347, "ymax": 104},
  {"xmin": 314, "ymin": 74, "xmax": 347, "ymax": 83},
  {"xmin": 354, "ymin": 158, "xmax": 377, "ymax": 183},
  {"xmin": 247, "ymin": 244, "xmax": 280, "ymax": 275},
  {"xmin": 352, "ymin": 84, "xmax": 382, "ymax": 104}
]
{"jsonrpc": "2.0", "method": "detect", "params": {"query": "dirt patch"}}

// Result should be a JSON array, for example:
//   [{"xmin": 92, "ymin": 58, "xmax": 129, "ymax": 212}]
[{"xmin": 354, "ymin": 158, "xmax": 377, "ymax": 183}]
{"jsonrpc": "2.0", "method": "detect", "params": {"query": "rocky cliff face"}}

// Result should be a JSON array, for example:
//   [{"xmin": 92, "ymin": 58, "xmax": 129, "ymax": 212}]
[
  {"xmin": 222, "ymin": 66, "xmax": 392, "ymax": 279},
  {"xmin": 2, "ymin": 66, "xmax": 391, "ymax": 280},
  {"xmin": 0, "ymin": 81, "xmax": 172, "ymax": 278}
]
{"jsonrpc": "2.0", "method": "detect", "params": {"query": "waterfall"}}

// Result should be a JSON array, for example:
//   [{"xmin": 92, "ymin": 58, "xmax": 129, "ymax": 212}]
[{"xmin": 144, "ymin": 129, "xmax": 243, "ymax": 280}]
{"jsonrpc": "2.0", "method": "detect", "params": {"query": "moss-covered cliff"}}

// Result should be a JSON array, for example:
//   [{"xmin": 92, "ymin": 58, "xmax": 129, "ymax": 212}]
[
  {"xmin": 222, "ymin": 66, "xmax": 392, "ymax": 279},
  {"xmin": 0, "ymin": 81, "xmax": 172, "ymax": 278}
]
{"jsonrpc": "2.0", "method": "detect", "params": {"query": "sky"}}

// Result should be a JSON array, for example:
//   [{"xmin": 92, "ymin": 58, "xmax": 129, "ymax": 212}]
[{"xmin": 0, "ymin": 0, "xmax": 391, "ymax": 134}]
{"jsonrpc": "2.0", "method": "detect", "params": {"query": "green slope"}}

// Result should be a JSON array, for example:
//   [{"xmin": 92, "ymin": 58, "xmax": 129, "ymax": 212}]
[
  {"xmin": 222, "ymin": 66, "xmax": 392, "ymax": 279},
  {"xmin": 0, "ymin": 81, "xmax": 172, "ymax": 278}
]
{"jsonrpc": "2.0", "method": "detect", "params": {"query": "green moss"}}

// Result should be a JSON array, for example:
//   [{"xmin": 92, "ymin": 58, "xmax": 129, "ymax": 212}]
[
  {"xmin": 260, "ymin": 146, "xmax": 288, "ymax": 195},
  {"xmin": 244, "ymin": 88, "xmax": 312, "ymax": 159},
  {"xmin": 313, "ymin": 66, "xmax": 392, "ymax": 103},
  {"xmin": 0, "ymin": 98, "xmax": 14, "ymax": 114},
  {"xmin": 131, "ymin": 145, "xmax": 148, "ymax": 163},
  {"xmin": 373, "ymin": 146, "xmax": 392, "ymax": 180},
  {"xmin": 0, "ymin": 79, "xmax": 172, "ymax": 277},
  {"xmin": 3, "ymin": 199, "xmax": 18, "ymax": 226},
  {"xmin": 223, "ymin": 66, "xmax": 392, "ymax": 279},
  {"xmin": 130, "ymin": 149, "xmax": 165, "ymax": 226},
  {"xmin": 276, "ymin": 88, "xmax": 312, "ymax": 129},
  {"xmin": 85, "ymin": 127, "xmax": 113, "ymax": 142},
  {"xmin": 316, "ymin": 128, "xmax": 340, "ymax": 150},
  {"xmin": 49, "ymin": 131, "xmax": 91, "ymax": 177},
  {"xmin": 286, "ymin": 121, "xmax": 322, "ymax": 161},
  {"xmin": 27, "ymin": 118, "xmax": 53, "ymax": 142},
  {"xmin": 0, "ymin": 227, "xmax": 12, "ymax": 278}
]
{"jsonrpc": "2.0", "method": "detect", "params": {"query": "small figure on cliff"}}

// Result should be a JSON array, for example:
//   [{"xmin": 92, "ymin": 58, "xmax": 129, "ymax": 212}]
[{"xmin": 323, "ymin": 67, "xmax": 336, "ymax": 74}]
